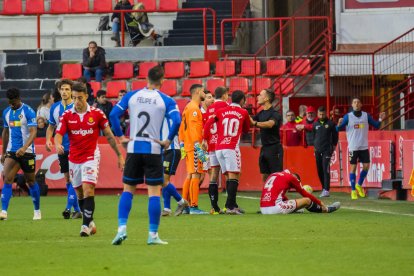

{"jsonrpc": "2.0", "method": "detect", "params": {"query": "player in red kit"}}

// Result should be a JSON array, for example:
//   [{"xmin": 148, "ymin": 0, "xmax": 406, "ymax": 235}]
[
  {"xmin": 55, "ymin": 82, "xmax": 125, "ymax": 237},
  {"xmin": 260, "ymin": 169, "xmax": 340, "ymax": 215},
  {"xmin": 204, "ymin": 90, "xmax": 250, "ymax": 214},
  {"xmin": 204, "ymin": 86, "xmax": 229, "ymax": 214}
]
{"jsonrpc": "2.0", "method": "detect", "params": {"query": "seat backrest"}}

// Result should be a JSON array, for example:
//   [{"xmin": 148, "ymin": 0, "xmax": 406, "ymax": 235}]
[
  {"xmin": 291, "ymin": 58, "xmax": 310, "ymax": 76},
  {"xmin": 251, "ymin": 77, "xmax": 271, "ymax": 93},
  {"xmin": 3, "ymin": 0, "xmax": 23, "ymax": 14},
  {"xmin": 50, "ymin": 0, "xmax": 70, "ymax": 13},
  {"xmin": 26, "ymin": 0, "xmax": 45, "ymax": 13},
  {"xmin": 181, "ymin": 79, "xmax": 202, "ymax": 96},
  {"xmin": 90, "ymin": 81, "xmax": 102, "ymax": 97},
  {"xmin": 159, "ymin": 0, "xmax": 178, "ymax": 10},
  {"xmin": 239, "ymin": 60, "xmax": 260, "ymax": 76},
  {"xmin": 229, "ymin": 77, "xmax": 249, "ymax": 94},
  {"xmin": 264, "ymin": 59, "xmax": 286, "ymax": 76},
  {"xmin": 175, "ymin": 98, "xmax": 190, "ymax": 113},
  {"xmin": 137, "ymin": 62, "xmax": 159, "ymax": 78},
  {"xmin": 113, "ymin": 62, "xmax": 134, "ymax": 79},
  {"xmin": 140, "ymin": 0, "xmax": 156, "ymax": 10},
  {"xmin": 164, "ymin": 61, "xmax": 185, "ymax": 78},
  {"xmin": 131, "ymin": 80, "xmax": 147, "ymax": 90},
  {"xmin": 70, "ymin": 0, "xmax": 89, "ymax": 12},
  {"xmin": 62, "ymin": 64, "xmax": 82, "ymax": 80},
  {"xmin": 189, "ymin": 61, "xmax": 210, "ymax": 78},
  {"xmin": 206, "ymin": 78, "xmax": 225, "ymax": 95},
  {"xmin": 106, "ymin": 81, "xmax": 127, "ymax": 98},
  {"xmin": 214, "ymin": 60, "xmax": 236, "ymax": 77},
  {"xmin": 160, "ymin": 80, "xmax": 177, "ymax": 96},
  {"xmin": 274, "ymin": 77, "xmax": 294, "ymax": 95},
  {"xmin": 93, "ymin": 0, "xmax": 112, "ymax": 12}
]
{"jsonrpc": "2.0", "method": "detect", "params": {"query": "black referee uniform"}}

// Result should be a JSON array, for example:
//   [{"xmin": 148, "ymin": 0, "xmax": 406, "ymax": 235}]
[
  {"xmin": 313, "ymin": 118, "xmax": 338, "ymax": 192},
  {"xmin": 253, "ymin": 108, "xmax": 283, "ymax": 175}
]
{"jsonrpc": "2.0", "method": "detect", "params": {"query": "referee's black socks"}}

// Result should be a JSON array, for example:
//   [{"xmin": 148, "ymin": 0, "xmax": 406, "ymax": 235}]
[{"xmin": 225, "ymin": 179, "xmax": 239, "ymax": 210}]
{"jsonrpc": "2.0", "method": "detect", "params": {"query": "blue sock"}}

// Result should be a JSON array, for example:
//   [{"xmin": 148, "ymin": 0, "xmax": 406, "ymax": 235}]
[
  {"xmin": 358, "ymin": 170, "xmax": 369, "ymax": 186},
  {"xmin": 29, "ymin": 183, "xmax": 40, "ymax": 210},
  {"xmin": 118, "ymin": 192, "xmax": 133, "ymax": 226},
  {"xmin": 1, "ymin": 183, "xmax": 13, "ymax": 211},
  {"xmin": 67, "ymin": 183, "xmax": 80, "ymax": 212},
  {"xmin": 148, "ymin": 196, "xmax": 161, "ymax": 233},
  {"xmin": 165, "ymin": 183, "xmax": 182, "ymax": 202},
  {"xmin": 162, "ymin": 186, "xmax": 171, "ymax": 210},
  {"xmin": 350, "ymin": 173, "xmax": 356, "ymax": 190},
  {"xmin": 65, "ymin": 182, "xmax": 72, "ymax": 210}
]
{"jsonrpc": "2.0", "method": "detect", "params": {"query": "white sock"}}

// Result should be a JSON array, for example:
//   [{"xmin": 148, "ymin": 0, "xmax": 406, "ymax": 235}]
[
  {"xmin": 178, "ymin": 199, "xmax": 185, "ymax": 205},
  {"xmin": 118, "ymin": 225, "xmax": 127, "ymax": 233},
  {"xmin": 149, "ymin": 231, "xmax": 158, "ymax": 238}
]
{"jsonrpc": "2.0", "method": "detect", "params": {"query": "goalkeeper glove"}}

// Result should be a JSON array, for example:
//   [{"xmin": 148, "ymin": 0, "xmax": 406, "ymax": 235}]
[
  {"xmin": 180, "ymin": 143, "xmax": 186, "ymax": 160},
  {"xmin": 194, "ymin": 142, "xmax": 208, "ymax": 163}
]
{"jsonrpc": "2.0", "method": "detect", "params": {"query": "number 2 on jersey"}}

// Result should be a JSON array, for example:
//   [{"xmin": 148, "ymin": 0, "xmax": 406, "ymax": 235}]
[{"xmin": 136, "ymin": 111, "xmax": 150, "ymax": 138}]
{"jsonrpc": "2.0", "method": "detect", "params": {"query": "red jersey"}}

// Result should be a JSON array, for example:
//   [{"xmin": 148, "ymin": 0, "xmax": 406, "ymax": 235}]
[
  {"xmin": 204, "ymin": 103, "xmax": 250, "ymax": 150},
  {"xmin": 201, "ymin": 106, "xmax": 208, "ymax": 125},
  {"xmin": 260, "ymin": 171, "xmax": 321, "ymax": 207},
  {"xmin": 205, "ymin": 100, "xmax": 229, "ymax": 152},
  {"xmin": 56, "ymin": 105, "xmax": 109, "ymax": 163}
]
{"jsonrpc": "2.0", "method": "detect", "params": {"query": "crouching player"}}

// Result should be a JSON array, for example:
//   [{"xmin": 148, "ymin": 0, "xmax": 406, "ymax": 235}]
[{"xmin": 260, "ymin": 169, "xmax": 340, "ymax": 214}]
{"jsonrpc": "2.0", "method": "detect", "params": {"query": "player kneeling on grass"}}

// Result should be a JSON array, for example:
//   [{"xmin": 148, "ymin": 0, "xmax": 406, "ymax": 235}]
[{"xmin": 260, "ymin": 169, "xmax": 340, "ymax": 214}]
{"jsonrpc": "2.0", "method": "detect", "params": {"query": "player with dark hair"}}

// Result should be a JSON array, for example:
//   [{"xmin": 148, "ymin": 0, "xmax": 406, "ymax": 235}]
[
  {"xmin": 110, "ymin": 65, "xmax": 181, "ymax": 245},
  {"xmin": 177, "ymin": 84, "xmax": 209, "ymax": 215},
  {"xmin": 260, "ymin": 169, "xmax": 340, "ymax": 215},
  {"xmin": 204, "ymin": 86, "xmax": 229, "ymax": 214},
  {"xmin": 250, "ymin": 89, "xmax": 283, "ymax": 182},
  {"xmin": 55, "ymin": 82, "xmax": 124, "ymax": 236},
  {"xmin": 313, "ymin": 106, "xmax": 338, "ymax": 197},
  {"xmin": 204, "ymin": 90, "xmax": 250, "ymax": 214},
  {"xmin": 1, "ymin": 88, "xmax": 41, "ymax": 220},
  {"xmin": 337, "ymin": 97, "xmax": 386, "ymax": 199},
  {"xmin": 46, "ymin": 79, "xmax": 82, "ymax": 219}
]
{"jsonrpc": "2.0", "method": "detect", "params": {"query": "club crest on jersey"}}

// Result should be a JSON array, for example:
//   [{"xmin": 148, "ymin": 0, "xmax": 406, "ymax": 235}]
[
  {"xmin": 87, "ymin": 117, "xmax": 95, "ymax": 125},
  {"xmin": 18, "ymin": 114, "xmax": 23, "ymax": 119},
  {"xmin": 192, "ymin": 111, "xmax": 198, "ymax": 117}
]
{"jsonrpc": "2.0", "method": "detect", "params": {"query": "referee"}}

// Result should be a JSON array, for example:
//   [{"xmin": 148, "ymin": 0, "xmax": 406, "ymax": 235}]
[
  {"xmin": 313, "ymin": 106, "xmax": 338, "ymax": 197},
  {"xmin": 250, "ymin": 89, "xmax": 283, "ymax": 183}
]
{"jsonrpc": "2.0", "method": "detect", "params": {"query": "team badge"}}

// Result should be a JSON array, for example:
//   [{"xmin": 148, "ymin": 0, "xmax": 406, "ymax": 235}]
[
  {"xmin": 192, "ymin": 111, "xmax": 198, "ymax": 117},
  {"xmin": 18, "ymin": 114, "xmax": 23, "ymax": 119},
  {"xmin": 87, "ymin": 116, "xmax": 95, "ymax": 125}
]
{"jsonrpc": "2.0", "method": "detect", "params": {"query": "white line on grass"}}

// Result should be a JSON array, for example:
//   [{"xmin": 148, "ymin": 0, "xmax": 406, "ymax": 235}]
[{"xmin": 237, "ymin": 195, "xmax": 414, "ymax": 217}]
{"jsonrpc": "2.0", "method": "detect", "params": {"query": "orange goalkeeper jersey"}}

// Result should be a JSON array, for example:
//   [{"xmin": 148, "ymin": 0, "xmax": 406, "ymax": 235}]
[{"xmin": 179, "ymin": 100, "xmax": 203, "ymax": 152}]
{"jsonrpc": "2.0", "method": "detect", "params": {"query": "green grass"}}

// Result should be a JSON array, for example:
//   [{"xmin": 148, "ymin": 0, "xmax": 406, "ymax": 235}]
[{"xmin": 1, "ymin": 192, "xmax": 414, "ymax": 275}]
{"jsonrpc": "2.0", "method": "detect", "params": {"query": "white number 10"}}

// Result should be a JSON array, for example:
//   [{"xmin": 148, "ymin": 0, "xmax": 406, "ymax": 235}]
[{"xmin": 222, "ymin": 118, "xmax": 239, "ymax": 137}]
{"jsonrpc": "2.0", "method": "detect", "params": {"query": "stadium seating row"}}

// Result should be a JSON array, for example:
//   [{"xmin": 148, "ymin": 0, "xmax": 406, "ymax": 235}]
[
  {"xmin": 62, "ymin": 59, "xmax": 310, "ymax": 81},
  {"xmin": 1, "ymin": 0, "xmax": 177, "ymax": 14},
  {"xmin": 93, "ymin": 77, "xmax": 294, "ymax": 99}
]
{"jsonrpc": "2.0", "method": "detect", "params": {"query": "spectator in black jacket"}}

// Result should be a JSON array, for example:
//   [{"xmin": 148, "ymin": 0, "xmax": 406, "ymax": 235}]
[
  {"xmin": 93, "ymin": 90, "xmax": 113, "ymax": 124},
  {"xmin": 313, "ymin": 106, "xmax": 338, "ymax": 198},
  {"xmin": 82, "ymin": 41, "xmax": 106, "ymax": 82},
  {"xmin": 111, "ymin": 0, "xmax": 133, "ymax": 47}
]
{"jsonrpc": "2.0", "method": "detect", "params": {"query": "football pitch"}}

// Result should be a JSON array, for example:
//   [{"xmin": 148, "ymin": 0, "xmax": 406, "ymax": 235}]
[{"xmin": 0, "ymin": 192, "xmax": 413, "ymax": 275}]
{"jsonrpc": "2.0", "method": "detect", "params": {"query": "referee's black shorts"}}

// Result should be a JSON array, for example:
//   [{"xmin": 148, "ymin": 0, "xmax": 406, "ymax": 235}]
[{"xmin": 259, "ymin": 143, "xmax": 283, "ymax": 174}]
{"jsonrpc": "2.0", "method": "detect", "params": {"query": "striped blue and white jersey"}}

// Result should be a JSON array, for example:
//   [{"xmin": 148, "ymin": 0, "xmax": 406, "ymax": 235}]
[
  {"xmin": 2, "ymin": 103, "xmax": 37, "ymax": 153},
  {"xmin": 110, "ymin": 88, "xmax": 181, "ymax": 154},
  {"xmin": 162, "ymin": 117, "xmax": 180, "ymax": 150},
  {"xmin": 49, "ymin": 101, "xmax": 74, "ymax": 151}
]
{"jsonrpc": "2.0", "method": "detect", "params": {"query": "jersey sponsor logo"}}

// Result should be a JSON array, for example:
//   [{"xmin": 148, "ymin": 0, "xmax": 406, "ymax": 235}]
[
  {"xmin": 220, "ymin": 137, "xmax": 232, "ymax": 145},
  {"xmin": 353, "ymin": 123, "xmax": 364, "ymax": 129},
  {"xmin": 71, "ymin": 128, "xmax": 94, "ymax": 136},
  {"xmin": 9, "ymin": 121, "xmax": 21, "ymax": 127}
]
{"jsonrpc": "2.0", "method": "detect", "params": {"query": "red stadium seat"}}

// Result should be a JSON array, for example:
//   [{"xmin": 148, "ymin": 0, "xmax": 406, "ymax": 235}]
[
  {"xmin": 263, "ymin": 60, "xmax": 286, "ymax": 76},
  {"xmin": 26, "ymin": 0, "xmax": 45, "ymax": 13},
  {"xmin": 249, "ymin": 77, "xmax": 271, "ymax": 94},
  {"xmin": 50, "ymin": 0, "xmax": 70, "ymax": 13},
  {"xmin": 206, "ymin": 78, "xmax": 225, "ymax": 95},
  {"xmin": 112, "ymin": 62, "xmax": 134, "ymax": 79},
  {"xmin": 3, "ymin": 0, "xmax": 22, "ymax": 14},
  {"xmin": 229, "ymin": 77, "xmax": 249, "ymax": 94},
  {"xmin": 140, "ymin": 0, "xmax": 156, "ymax": 10},
  {"xmin": 131, "ymin": 80, "xmax": 147, "ymax": 90},
  {"xmin": 274, "ymin": 77, "xmax": 294, "ymax": 95},
  {"xmin": 175, "ymin": 98, "xmax": 190, "ymax": 113},
  {"xmin": 106, "ymin": 81, "xmax": 127, "ymax": 98},
  {"xmin": 214, "ymin": 60, "xmax": 236, "ymax": 77},
  {"xmin": 93, "ymin": 0, "xmax": 112, "ymax": 12},
  {"xmin": 62, "ymin": 64, "xmax": 82, "ymax": 80},
  {"xmin": 164, "ymin": 61, "xmax": 185, "ymax": 78},
  {"xmin": 188, "ymin": 61, "xmax": 210, "ymax": 78},
  {"xmin": 238, "ymin": 60, "xmax": 260, "ymax": 77},
  {"xmin": 137, "ymin": 62, "xmax": 158, "ymax": 79},
  {"xmin": 160, "ymin": 80, "xmax": 177, "ymax": 96},
  {"xmin": 70, "ymin": 0, "xmax": 89, "ymax": 12},
  {"xmin": 291, "ymin": 58, "xmax": 310, "ymax": 76},
  {"xmin": 90, "ymin": 81, "xmax": 102, "ymax": 97},
  {"xmin": 159, "ymin": 0, "xmax": 178, "ymax": 10},
  {"xmin": 181, "ymin": 79, "xmax": 202, "ymax": 97}
]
